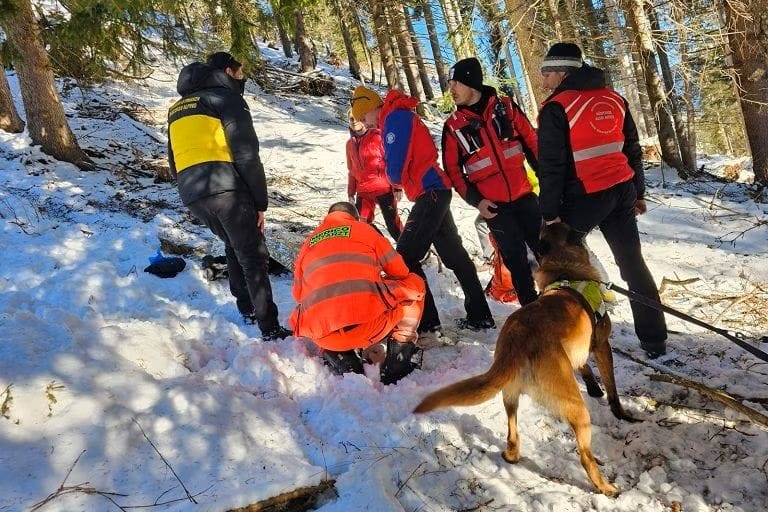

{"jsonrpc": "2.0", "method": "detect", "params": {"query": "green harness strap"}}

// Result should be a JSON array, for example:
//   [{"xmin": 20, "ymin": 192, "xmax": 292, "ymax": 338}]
[{"xmin": 544, "ymin": 279, "xmax": 607, "ymax": 319}]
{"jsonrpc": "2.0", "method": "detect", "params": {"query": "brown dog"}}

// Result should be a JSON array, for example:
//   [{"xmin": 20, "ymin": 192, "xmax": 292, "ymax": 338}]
[{"xmin": 414, "ymin": 223, "xmax": 638, "ymax": 496}]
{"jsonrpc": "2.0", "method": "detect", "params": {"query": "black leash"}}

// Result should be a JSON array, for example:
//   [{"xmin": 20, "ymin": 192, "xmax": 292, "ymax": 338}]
[{"xmin": 603, "ymin": 281, "xmax": 768, "ymax": 363}]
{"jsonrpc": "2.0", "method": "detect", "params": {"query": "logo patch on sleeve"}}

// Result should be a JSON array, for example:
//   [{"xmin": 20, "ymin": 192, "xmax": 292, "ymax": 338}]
[
  {"xmin": 309, "ymin": 225, "xmax": 352, "ymax": 247},
  {"xmin": 386, "ymin": 132, "xmax": 396, "ymax": 144}
]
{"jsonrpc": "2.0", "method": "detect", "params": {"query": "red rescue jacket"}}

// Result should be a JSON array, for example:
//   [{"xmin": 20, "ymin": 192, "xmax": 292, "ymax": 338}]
[
  {"xmin": 544, "ymin": 88, "xmax": 634, "ymax": 194},
  {"xmin": 290, "ymin": 211, "xmax": 415, "ymax": 340},
  {"xmin": 442, "ymin": 91, "xmax": 538, "ymax": 205},
  {"xmin": 345, "ymin": 129, "xmax": 392, "ymax": 197}
]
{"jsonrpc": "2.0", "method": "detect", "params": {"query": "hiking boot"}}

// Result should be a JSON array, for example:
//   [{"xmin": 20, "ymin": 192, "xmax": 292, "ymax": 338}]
[
  {"xmin": 641, "ymin": 340, "xmax": 667, "ymax": 359},
  {"xmin": 322, "ymin": 349, "xmax": 365, "ymax": 376},
  {"xmin": 455, "ymin": 316, "xmax": 496, "ymax": 331},
  {"xmin": 417, "ymin": 321, "xmax": 442, "ymax": 335},
  {"xmin": 262, "ymin": 325, "xmax": 293, "ymax": 341},
  {"xmin": 380, "ymin": 338, "xmax": 423, "ymax": 385}
]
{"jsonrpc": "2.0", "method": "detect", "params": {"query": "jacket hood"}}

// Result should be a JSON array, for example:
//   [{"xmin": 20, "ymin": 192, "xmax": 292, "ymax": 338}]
[
  {"xmin": 554, "ymin": 64, "xmax": 606, "ymax": 94},
  {"xmin": 177, "ymin": 62, "xmax": 238, "ymax": 96},
  {"xmin": 379, "ymin": 89, "xmax": 419, "ymax": 126}
]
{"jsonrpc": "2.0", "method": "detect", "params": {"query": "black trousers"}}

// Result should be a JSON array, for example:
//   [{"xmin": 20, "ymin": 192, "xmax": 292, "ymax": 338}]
[
  {"xmin": 396, "ymin": 189, "xmax": 492, "ymax": 329},
  {"xmin": 561, "ymin": 180, "xmax": 667, "ymax": 346},
  {"xmin": 486, "ymin": 193, "xmax": 542, "ymax": 305},
  {"xmin": 187, "ymin": 191, "xmax": 280, "ymax": 332}
]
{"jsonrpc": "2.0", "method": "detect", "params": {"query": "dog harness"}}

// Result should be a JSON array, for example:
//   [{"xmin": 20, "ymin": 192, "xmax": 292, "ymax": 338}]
[{"xmin": 544, "ymin": 279, "xmax": 606, "ymax": 321}]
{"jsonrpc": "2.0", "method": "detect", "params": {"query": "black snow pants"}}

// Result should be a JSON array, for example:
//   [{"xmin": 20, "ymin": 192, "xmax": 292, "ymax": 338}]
[
  {"xmin": 396, "ymin": 189, "xmax": 492, "ymax": 330},
  {"xmin": 560, "ymin": 180, "xmax": 668, "ymax": 349},
  {"xmin": 187, "ymin": 191, "xmax": 280, "ymax": 332},
  {"xmin": 485, "ymin": 193, "xmax": 543, "ymax": 305}
]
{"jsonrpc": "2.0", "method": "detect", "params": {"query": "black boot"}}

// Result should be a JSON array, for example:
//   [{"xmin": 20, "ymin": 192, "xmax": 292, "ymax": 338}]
[
  {"xmin": 322, "ymin": 349, "xmax": 365, "ymax": 376},
  {"xmin": 380, "ymin": 338, "xmax": 423, "ymax": 385}
]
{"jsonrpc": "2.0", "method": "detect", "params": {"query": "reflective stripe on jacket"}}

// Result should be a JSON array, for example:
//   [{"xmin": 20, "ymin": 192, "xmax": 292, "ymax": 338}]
[
  {"xmin": 442, "ymin": 93, "xmax": 538, "ymax": 205},
  {"xmin": 544, "ymin": 88, "xmax": 634, "ymax": 194},
  {"xmin": 289, "ymin": 211, "xmax": 415, "ymax": 340}
]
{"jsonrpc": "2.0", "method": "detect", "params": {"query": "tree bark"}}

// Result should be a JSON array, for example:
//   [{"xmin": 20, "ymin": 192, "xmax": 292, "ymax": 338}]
[
  {"xmin": 579, "ymin": 0, "xmax": 613, "ymax": 86},
  {"xmin": 293, "ymin": 8, "xmax": 315, "ymax": 72},
  {"xmin": 371, "ymin": 1, "xmax": 399, "ymax": 88},
  {"xmin": 0, "ymin": 61, "xmax": 25, "ymax": 133},
  {"xmin": 273, "ymin": 4, "xmax": 294, "ymax": 59},
  {"xmin": 605, "ymin": 0, "xmax": 648, "ymax": 137},
  {"xmin": 388, "ymin": 2, "xmax": 425, "ymax": 101},
  {"xmin": 504, "ymin": 1, "xmax": 547, "ymax": 108},
  {"xmin": 624, "ymin": 0, "xmax": 684, "ymax": 173},
  {"xmin": 647, "ymin": 5, "xmax": 694, "ymax": 175},
  {"xmin": 331, "ymin": 0, "xmax": 361, "ymax": 79},
  {"xmin": 441, "ymin": 0, "xmax": 474, "ymax": 59},
  {"xmin": 420, "ymin": 0, "xmax": 449, "ymax": 93},
  {"xmin": 351, "ymin": 2, "xmax": 375, "ymax": 83},
  {"xmin": 0, "ymin": 0, "xmax": 89, "ymax": 167},
  {"xmin": 403, "ymin": 5, "xmax": 434, "ymax": 100},
  {"xmin": 723, "ymin": 0, "xmax": 768, "ymax": 183},
  {"xmin": 671, "ymin": 1, "xmax": 697, "ymax": 172}
]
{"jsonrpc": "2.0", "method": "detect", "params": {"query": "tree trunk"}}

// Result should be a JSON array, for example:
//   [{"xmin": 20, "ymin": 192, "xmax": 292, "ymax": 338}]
[
  {"xmin": 605, "ymin": 0, "xmax": 647, "ymax": 137},
  {"xmin": 388, "ymin": 2, "xmax": 425, "ymax": 101},
  {"xmin": 403, "ymin": 5, "xmax": 434, "ymax": 100},
  {"xmin": 421, "ymin": 0, "xmax": 449, "ymax": 93},
  {"xmin": 579, "ymin": 0, "xmax": 613, "ymax": 86},
  {"xmin": 631, "ymin": 46, "xmax": 657, "ymax": 139},
  {"xmin": 0, "ymin": 63, "xmax": 25, "ymax": 133},
  {"xmin": 504, "ymin": 1, "xmax": 547, "ymax": 108},
  {"xmin": 293, "ymin": 8, "xmax": 315, "ymax": 72},
  {"xmin": 331, "ymin": 0, "xmax": 361, "ymax": 79},
  {"xmin": 723, "ymin": 0, "xmax": 768, "ymax": 183},
  {"xmin": 0, "ymin": 0, "xmax": 89, "ymax": 167},
  {"xmin": 671, "ymin": 1, "xmax": 697, "ymax": 171},
  {"xmin": 371, "ymin": 1, "xmax": 399, "ymax": 88},
  {"xmin": 273, "ymin": 6, "xmax": 294, "ymax": 59},
  {"xmin": 351, "ymin": 2, "xmax": 375, "ymax": 83},
  {"xmin": 624, "ymin": 0, "xmax": 684, "ymax": 174},
  {"xmin": 223, "ymin": 0, "xmax": 262, "ymax": 73},
  {"xmin": 647, "ymin": 5, "xmax": 694, "ymax": 176},
  {"xmin": 441, "ymin": 0, "xmax": 474, "ymax": 59}
]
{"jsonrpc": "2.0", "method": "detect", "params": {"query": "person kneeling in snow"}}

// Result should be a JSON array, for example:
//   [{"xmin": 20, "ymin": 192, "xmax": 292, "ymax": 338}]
[{"xmin": 290, "ymin": 202, "xmax": 425, "ymax": 384}]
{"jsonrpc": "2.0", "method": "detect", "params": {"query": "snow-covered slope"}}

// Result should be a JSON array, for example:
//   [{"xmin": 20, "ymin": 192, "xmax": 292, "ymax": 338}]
[{"xmin": 1, "ymin": 49, "xmax": 767, "ymax": 512}]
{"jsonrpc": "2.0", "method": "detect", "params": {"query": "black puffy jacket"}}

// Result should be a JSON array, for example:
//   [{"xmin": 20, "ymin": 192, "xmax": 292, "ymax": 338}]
[{"xmin": 168, "ymin": 62, "xmax": 267, "ymax": 210}]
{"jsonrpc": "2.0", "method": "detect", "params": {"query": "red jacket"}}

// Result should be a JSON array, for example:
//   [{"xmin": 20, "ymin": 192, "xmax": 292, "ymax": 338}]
[
  {"xmin": 544, "ymin": 88, "xmax": 634, "ymax": 194},
  {"xmin": 290, "ymin": 211, "xmax": 415, "ymax": 340},
  {"xmin": 345, "ymin": 129, "xmax": 392, "ymax": 197},
  {"xmin": 442, "ymin": 90, "xmax": 538, "ymax": 206},
  {"xmin": 378, "ymin": 89, "xmax": 451, "ymax": 201}
]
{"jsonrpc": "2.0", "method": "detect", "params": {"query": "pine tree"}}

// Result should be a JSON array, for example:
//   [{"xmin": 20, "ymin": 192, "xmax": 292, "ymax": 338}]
[{"xmin": 0, "ymin": 56, "xmax": 24, "ymax": 133}]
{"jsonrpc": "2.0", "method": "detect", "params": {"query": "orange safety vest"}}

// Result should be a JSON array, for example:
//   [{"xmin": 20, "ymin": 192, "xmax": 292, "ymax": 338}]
[
  {"xmin": 289, "ymin": 211, "xmax": 416, "ymax": 340},
  {"xmin": 545, "ymin": 88, "xmax": 634, "ymax": 194}
]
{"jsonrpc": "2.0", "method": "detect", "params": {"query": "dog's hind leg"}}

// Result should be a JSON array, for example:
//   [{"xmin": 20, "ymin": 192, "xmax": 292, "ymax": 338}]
[
  {"xmin": 579, "ymin": 363, "xmax": 604, "ymax": 397},
  {"xmin": 541, "ymin": 357, "xmax": 618, "ymax": 496},
  {"xmin": 593, "ymin": 317, "xmax": 640, "ymax": 423},
  {"xmin": 501, "ymin": 380, "xmax": 523, "ymax": 463}
]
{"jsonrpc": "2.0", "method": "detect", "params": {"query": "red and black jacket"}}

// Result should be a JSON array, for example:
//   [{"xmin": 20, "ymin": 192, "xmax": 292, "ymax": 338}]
[
  {"xmin": 537, "ymin": 65, "xmax": 644, "ymax": 221},
  {"xmin": 441, "ymin": 87, "xmax": 538, "ymax": 207},
  {"xmin": 346, "ymin": 128, "xmax": 394, "ymax": 197}
]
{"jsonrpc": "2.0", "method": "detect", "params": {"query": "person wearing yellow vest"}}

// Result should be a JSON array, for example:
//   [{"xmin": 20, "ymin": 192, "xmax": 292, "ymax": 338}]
[
  {"xmin": 537, "ymin": 43, "xmax": 667, "ymax": 357},
  {"xmin": 167, "ymin": 51, "xmax": 291, "ymax": 341},
  {"xmin": 290, "ymin": 202, "xmax": 426, "ymax": 384}
]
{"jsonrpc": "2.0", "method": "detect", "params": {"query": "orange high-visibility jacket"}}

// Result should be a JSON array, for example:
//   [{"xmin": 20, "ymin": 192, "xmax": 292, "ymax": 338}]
[{"xmin": 290, "ymin": 211, "xmax": 418, "ymax": 340}]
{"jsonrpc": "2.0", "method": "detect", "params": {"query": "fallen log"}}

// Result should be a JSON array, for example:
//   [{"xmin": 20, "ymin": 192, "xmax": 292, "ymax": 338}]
[{"xmin": 228, "ymin": 480, "xmax": 336, "ymax": 512}]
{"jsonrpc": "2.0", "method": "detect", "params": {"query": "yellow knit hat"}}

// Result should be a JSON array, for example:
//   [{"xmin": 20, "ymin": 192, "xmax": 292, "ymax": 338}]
[{"xmin": 350, "ymin": 85, "xmax": 383, "ymax": 121}]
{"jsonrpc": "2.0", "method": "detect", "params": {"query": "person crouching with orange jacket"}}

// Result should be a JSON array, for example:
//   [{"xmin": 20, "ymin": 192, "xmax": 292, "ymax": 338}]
[
  {"xmin": 346, "ymin": 110, "xmax": 403, "ymax": 240},
  {"xmin": 290, "ymin": 202, "xmax": 425, "ymax": 384}
]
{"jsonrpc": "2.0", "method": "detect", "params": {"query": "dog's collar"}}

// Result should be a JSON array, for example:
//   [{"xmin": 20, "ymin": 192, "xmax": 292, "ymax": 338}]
[{"xmin": 544, "ymin": 279, "xmax": 606, "ymax": 319}]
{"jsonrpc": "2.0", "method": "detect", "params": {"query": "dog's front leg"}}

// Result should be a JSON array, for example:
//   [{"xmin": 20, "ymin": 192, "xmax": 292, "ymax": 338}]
[
  {"xmin": 593, "ymin": 318, "xmax": 641, "ymax": 423},
  {"xmin": 501, "ymin": 382, "xmax": 522, "ymax": 463},
  {"xmin": 579, "ymin": 363, "xmax": 604, "ymax": 397}
]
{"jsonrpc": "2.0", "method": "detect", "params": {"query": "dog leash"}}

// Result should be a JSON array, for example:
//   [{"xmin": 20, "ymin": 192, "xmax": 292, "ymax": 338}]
[{"xmin": 602, "ymin": 281, "xmax": 768, "ymax": 363}]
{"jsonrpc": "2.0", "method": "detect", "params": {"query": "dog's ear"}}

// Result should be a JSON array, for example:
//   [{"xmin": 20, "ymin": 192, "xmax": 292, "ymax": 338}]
[{"xmin": 565, "ymin": 225, "xmax": 585, "ymax": 246}]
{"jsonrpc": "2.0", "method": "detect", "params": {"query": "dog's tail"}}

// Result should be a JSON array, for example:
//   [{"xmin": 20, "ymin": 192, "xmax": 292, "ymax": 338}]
[{"xmin": 413, "ymin": 356, "xmax": 521, "ymax": 413}]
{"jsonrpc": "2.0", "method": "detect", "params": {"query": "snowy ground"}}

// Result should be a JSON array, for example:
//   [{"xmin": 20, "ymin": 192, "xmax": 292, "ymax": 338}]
[{"xmin": 1, "ymin": 48, "xmax": 768, "ymax": 512}]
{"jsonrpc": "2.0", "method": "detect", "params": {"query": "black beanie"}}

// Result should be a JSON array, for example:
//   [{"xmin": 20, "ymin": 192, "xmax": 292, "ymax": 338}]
[
  {"xmin": 449, "ymin": 57, "xmax": 483, "ymax": 91},
  {"xmin": 541, "ymin": 43, "xmax": 583, "ymax": 72},
  {"xmin": 206, "ymin": 51, "xmax": 242, "ymax": 71}
]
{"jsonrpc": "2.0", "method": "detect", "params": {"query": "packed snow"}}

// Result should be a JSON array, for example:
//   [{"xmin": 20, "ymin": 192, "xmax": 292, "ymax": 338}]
[{"xmin": 1, "ymin": 47, "xmax": 767, "ymax": 512}]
